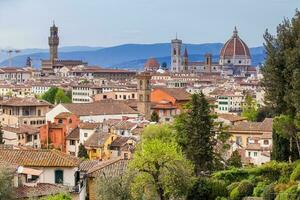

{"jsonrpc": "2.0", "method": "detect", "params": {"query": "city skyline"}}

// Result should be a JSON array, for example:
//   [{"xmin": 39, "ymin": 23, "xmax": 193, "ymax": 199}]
[{"xmin": 0, "ymin": 0, "xmax": 299, "ymax": 49}]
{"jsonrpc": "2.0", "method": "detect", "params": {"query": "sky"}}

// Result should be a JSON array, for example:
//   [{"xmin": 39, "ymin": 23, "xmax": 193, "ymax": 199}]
[{"xmin": 0, "ymin": 0, "xmax": 299, "ymax": 49}]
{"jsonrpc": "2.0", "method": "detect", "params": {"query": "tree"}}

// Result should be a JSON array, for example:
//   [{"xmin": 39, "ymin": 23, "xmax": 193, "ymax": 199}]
[
  {"xmin": 241, "ymin": 94, "xmax": 259, "ymax": 122},
  {"xmin": 0, "ymin": 167, "xmax": 15, "ymax": 200},
  {"xmin": 129, "ymin": 139, "xmax": 194, "ymax": 200},
  {"xmin": 261, "ymin": 10, "xmax": 300, "ymax": 161},
  {"xmin": 95, "ymin": 175, "xmax": 132, "ymax": 200},
  {"xmin": 55, "ymin": 88, "xmax": 71, "ymax": 104},
  {"xmin": 0, "ymin": 123, "xmax": 5, "ymax": 144},
  {"xmin": 174, "ymin": 93, "xmax": 215, "ymax": 175},
  {"xmin": 227, "ymin": 150, "xmax": 242, "ymax": 168},
  {"xmin": 78, "ymin": 143, "xmax": 88, "ymax": 159},
  {"xmin": 150, "ymin": 111, "xmax": 159, "ymax": 122},
  {"xmin": 40, "ymin": 193, "xmax": 72, "ymax": 200},
  {"xmin": 42, "ymin": 87, "xmax": 58, "ymax": 104}
]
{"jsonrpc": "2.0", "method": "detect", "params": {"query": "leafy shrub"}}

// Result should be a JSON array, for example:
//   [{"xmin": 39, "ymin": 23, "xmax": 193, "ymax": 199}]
[
  {"xmin": 229, "ymin": 180, "xmax": 253, "ymax": 200},
  {"xmin": 227, "ymin": 182, "xmax": 240, "ymax": 194},
  {"xmin": 290, "ymin": 164, "xmax": 300, "ymax": 181},
  {"xmin": 273, "ymin": 181, "xmax": 296, "ymax": 193},
  {"xmin": 275, "ymin": 185, "xmax": 300, "ymax": 200},
  {"xmin": 262, "ymin": 183, "xmax": 276, "ymax": 200},
  {"xmin": 253, "ymin": 182, "xmax": 267, "ymax": 197},
  {"xmin": 187, "ymin": 178, "xmax": 228, "ymax": 200}
]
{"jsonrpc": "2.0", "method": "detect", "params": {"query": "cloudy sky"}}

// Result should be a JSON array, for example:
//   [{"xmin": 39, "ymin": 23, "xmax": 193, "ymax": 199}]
[{"xmin": 0, "ymin": 0, "xmax": 298, "ymax": 49}]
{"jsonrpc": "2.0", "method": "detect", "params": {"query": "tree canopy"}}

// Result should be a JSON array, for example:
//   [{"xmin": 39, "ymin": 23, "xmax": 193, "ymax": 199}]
[
  {"xmin": 42, "ymin": 87, "xmax": 71, "ymax": 104},
  {"xmin": 261, "ymin": 10, "xmax": 300, "ymax": 161}
]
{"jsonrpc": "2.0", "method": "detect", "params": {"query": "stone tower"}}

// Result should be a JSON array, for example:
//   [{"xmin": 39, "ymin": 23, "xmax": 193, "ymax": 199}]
[
  {"xmin": 48, "ymin": 22, "xmax": 59, "ymax": 64},
  {"xmin": 183, "ymin": 48, "xmax": 188, "ymax": 72},
  {"xmin": 171, "ymin": 36, "xmax": 182, "ymax": 73},
  {"xmin": 204, "ymin": 53, "xmax": 212, "ymax": 72},
  {"xmin": 137, "ymin": 72, "xmax": 152, "ymax": 120}
]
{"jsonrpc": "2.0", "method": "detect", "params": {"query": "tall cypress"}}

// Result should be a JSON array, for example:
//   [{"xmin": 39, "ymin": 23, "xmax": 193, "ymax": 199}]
[{"xmin": 174, "ymin": 93, "xmax": 215, "ymax": 175}]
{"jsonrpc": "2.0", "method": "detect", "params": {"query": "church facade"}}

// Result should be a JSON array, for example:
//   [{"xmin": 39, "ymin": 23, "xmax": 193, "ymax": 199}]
[{"xmin": 171, "ymin": 27, "xmax": 255, "ymax": 76}]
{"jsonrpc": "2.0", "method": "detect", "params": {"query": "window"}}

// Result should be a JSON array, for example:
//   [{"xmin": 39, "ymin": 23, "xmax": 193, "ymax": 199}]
[
  {"xmin": 69, "ymin": 119, "xmax": 72, "ymax": 124},
  {"xmin": 70, "ymin": 140, "xmax": 75, "ymax": 145},
  {"xmin": 263, "ymin": 140, "xmax": 269, "ymax": 145},
  {"xmin": 84, "ymin": 133, "xmax": 88, "ymax": 137},
  {"xmin": 34, "ymin": 135, "xmax": 38, "ymax": 140},
  {"xmin": 254, "ymin": 152, "xmax": 258, "ymax": 157},
  {"xmin": 37, "ymin": 109, "xmax": 41, "ymax": 116},
  {"xmin": 54, "ymin": 170, "xmax": 64, "ymax": 184},
  {"xmin": 58, "ymin": 119, "xmax": 63, "ymax": 124},
  {"xmin": 236, "ymin": 136, "xmax": 242, "ymax": 145},
  {"xmin": 248, "ymin": 152, "xmax": 251, "ymax": 157}
]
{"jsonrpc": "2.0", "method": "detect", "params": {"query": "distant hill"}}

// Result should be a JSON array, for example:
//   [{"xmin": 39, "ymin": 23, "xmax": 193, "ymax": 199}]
[{"xmin": 0, "ymin": 43, "xmax": 265, "ymax": 69}]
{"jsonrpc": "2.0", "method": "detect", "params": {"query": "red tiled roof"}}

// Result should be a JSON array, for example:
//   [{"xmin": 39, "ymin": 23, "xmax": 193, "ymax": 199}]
[
  {"xmin": 0, "ymin": 149, "xmax": 80, "ymax": 167},
  {"xmin": 0, "ymin": 97, "xmax": 51, "ymax": 107}
]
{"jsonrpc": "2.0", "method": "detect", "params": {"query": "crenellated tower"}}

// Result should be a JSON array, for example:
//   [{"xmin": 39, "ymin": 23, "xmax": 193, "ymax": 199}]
[{"xmin": 48, "ymin": 22, "xmax": 59, "ymax": 64}]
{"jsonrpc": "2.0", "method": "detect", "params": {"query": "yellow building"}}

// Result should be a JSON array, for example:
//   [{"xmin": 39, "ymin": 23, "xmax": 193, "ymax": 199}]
[{"xmin": 84, "ymin": 130, "xmax": 117, "ymax": 160}]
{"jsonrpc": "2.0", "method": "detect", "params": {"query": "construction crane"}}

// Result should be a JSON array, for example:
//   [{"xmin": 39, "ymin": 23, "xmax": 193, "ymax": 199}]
[{"xmin": 1, "ymin": 49, "xmax": 21, "ymax": 67}]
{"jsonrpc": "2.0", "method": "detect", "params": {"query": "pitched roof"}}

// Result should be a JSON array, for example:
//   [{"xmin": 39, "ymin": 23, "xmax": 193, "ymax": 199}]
[
  {"xmin": 229, "ymin": 118, "xmax": 273, "ymax": 133},
  {"xmin": 15, "ymin": 183, "xmax": 67, "ymax": 199},
  {"xmin": 155, "ymin": 88, "xmax": 190, "ymax": 101},
  {"xmin": 3, "ymin": 125, "xmax": 39, "ymax": 135},
  {"xmin": 61, "ymin": 101, "xmax": 138, "ymax": 116},
  {"xmin": 0, "ymin": 149, "xmax": 80, "ymax": 167},
  {"xmin": 84, "ymin": 130, "xmax": 109, "ymax": 148},
  {"xmin": 79, "ymin": 122, "xmax": 102, "ymax": 129},
  {"xmin": 55, "ymin": 112, "xmax": 74, "ymax": 119},
  {"xmin": 87, "ymin": 157, "xmax": 129, "ymax": 178},
  {"xmin": 218, "ymin": 114, "xmax": 246, "ymax": 122},
  {"xmin": 79, "ymin": 160, "xmax": 101, "ymax": 172},
  {"xmin": 0, "ymin": 97, "xmax": 51, "ymax": 107},
  {"xmin": 66, "ymin": 127, "xmax": 79, "ymax": 140},
  {"xmin": 110, "ymin": 137, "xmax": 133, "ymax": 147}
]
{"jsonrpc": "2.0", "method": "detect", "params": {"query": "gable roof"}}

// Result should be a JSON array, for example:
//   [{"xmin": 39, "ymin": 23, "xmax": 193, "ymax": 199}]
[
  {"xmin": 229, "ymin": 118, "xmax": 273, "ymax": 133},
  {"xmin": 155, "ymin": 88, "xmax": 190, "ymax": 101},
  {"xmin": 3, "ymin": 125, "xmax": 39, "ymax": 135},
  {"xmin": 66, "ymin": 127, "xmax": 79, "ymax": 140},
  {"xmin": 61, "ymin": 101, "xmax": 138, "ymax": 116},
  {"xmin": 84, "ymin": 130, "xmax": 110, "ymax": 148},
  {"xmin": 0, "ymin": 97, "xmax": 51, "ymax": 107},
  {"xmin": 87, "ymin": 157, "xmax": 129, "ymax": 178},
  {"xmin": 0, "ymin": 149, "xmax": 80, "ymax": 167}
]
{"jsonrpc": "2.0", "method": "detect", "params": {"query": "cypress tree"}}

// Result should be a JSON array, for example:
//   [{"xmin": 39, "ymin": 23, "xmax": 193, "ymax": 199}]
[{"xmin": 174, "ymin": 93, "xmax": 215, "ymax": 175}]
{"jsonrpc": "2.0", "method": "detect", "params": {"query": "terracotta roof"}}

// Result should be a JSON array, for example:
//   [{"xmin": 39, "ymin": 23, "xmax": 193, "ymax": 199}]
[
  {"xmin": 79, "ymin": 160, "xmax": 101, "ymax": 172},
  {"xmin": 55, "ymin": 112, "xmax": 74, "ymax": 119},
  {"xmin": 245, "ymin": 143, "xmax": 261, "ymax": 150},
  {"xmin": 112, "ymin": 121, "xmax": 136, "ymax": 130},
  {"xmin": 0, "ymin": 149, "xmax": 80, "ymax": 167},
  {"xmin": 84, "ymin": 130, "xmax": 109, "ymax": 148},
  {"xmin": 61, "ymin": 101, "xmax": 138, "ymax": 116},
  {"xmin": 66, "ymin": 127, "xmax": 79, "ymax": 140},
  {"xmin": 3, "ymin": 125, "xmax": 39, "ymax": 135},
  {"xmin": 15, "ymin": 183, "xmax": 67, "ymax": 199},
  {"xmin": 87, "ymin": 157, "xmax": 128, "ymax": 178},
  {"xmin": 218, "ymin": 114, "xmax": 246, "ymax": 122},
  {"xmin": 220, "ymin": 27, "xmax": 251, "ymax": 59},
  {"xmin": 229, "ymin": 118, "xmax": 273, "ymax": 133},
  {"xmin": 0, "ymin": 97, "xmax": 51, "ymax": 107},
  {"xmin": 79, "ymin": 122, "xmax": 102, "ymax": 129},
  {"xmin": 155, "ymin": 88, "xmax": 190, "ymax": 101},
  {"xmin": 110, "ymin": 137, "xmax": 134, "ymax": 147}
]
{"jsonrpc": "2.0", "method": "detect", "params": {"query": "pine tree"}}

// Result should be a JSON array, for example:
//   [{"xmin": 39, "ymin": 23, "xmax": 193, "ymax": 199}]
[
  {"xmin": 261, "ymin": 10, "xmax": 300, "ymax": 161},
  {"xmin": 150, "ymin": 111, "xmax": 159, "ymax": 122},
  {"xmin": 78, "ymin": 143, "xmax": 88, "ymax": 159},
  {"xmin": 174, "ymin": 93, "xmax": 215, "ymax": 175}
]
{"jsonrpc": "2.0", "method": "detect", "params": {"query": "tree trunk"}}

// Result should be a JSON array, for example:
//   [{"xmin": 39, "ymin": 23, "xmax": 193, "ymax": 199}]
[
  {"xmin": 294, "ymin": 136, "xmax": 300, "ymax": 158},
  {"xmin": 289, "ymin": 137, "xmax": 292, "ymax": 163}
]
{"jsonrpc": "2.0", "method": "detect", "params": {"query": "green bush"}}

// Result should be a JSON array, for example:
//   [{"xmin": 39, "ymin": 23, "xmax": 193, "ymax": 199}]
[
  {"xmin": 253, "ymin": 182, "xmax": 267, "ymax": 197},
  {"xmin": 187, "ymin": 178, "xmax": 228, "ymax": 200},
  {"xmin": 262, "ymin": 183, "xmax": 276, "ymax": 200},
  {"xmin": 227, "ymin": 182, "xmax": 240, "ymax": 194},
  {"xmin": 275, "ymin": 185, "xmax": 300, "ymax": 200},
  {"xmin": 290, "ymin": 164, "xmax": 300, "ymax": 181},
  {"xmin": 229, "ymin": 180, "xmax": 253, "ymax": 200}
]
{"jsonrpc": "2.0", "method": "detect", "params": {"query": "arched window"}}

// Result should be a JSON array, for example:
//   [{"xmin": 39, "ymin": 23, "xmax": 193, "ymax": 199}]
[{"xmin": 173, "ymin": 49, "xmax": 176, "ymax": 55}]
